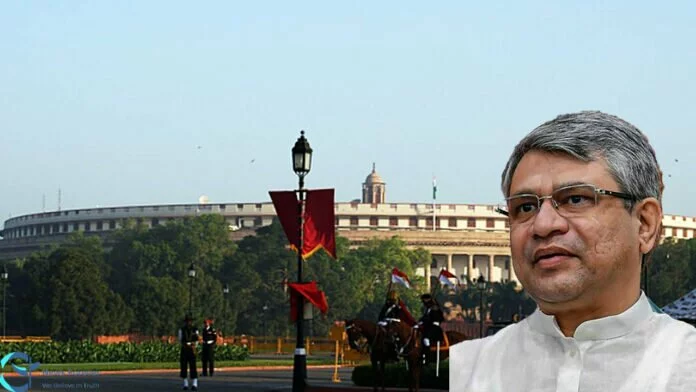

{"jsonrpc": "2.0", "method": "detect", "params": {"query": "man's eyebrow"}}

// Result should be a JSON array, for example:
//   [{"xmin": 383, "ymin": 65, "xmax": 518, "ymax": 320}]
[{"xmin": 508, "ymin": 181, "xmax": 590, "ymax": 197}]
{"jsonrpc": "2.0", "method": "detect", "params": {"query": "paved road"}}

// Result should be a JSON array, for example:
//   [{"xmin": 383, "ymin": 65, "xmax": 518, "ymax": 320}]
[{"xmin": 24, "ymin": 367, "xmax": 356, "ymax": 392}]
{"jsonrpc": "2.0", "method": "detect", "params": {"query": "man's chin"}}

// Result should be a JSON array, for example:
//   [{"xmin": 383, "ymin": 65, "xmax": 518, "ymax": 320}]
[{"xmin": 526, "ymin": 283, "xmax": 584, "ymax": 305}]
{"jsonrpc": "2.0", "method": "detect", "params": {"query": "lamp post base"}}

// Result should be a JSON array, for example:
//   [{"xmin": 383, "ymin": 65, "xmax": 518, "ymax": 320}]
[{"xmin": 292, "ymin": 350, "xmax": 307, "ymax": 392}]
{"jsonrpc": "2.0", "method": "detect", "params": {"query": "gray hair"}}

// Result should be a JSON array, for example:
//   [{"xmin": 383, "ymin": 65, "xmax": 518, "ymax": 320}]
[{"xmin": 500, "ymin": 111, "xmax": 663, "ymax": 209}]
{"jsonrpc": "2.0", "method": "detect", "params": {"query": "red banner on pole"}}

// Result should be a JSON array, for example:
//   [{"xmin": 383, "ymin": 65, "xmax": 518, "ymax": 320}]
[
  {"xmin": 269, "ymin": 188, "xmax": 337, "ymax": 260},
  {"xmin": 303, "ymin": 189, "xmax": 336, "ymax": 259},
  {"xmin": 269, "ymin": 191, "xmax": 300, "ymax": 249},
  {"xmin": 288, "ymin": 281, "xmax": 329, "ymax": 322}
]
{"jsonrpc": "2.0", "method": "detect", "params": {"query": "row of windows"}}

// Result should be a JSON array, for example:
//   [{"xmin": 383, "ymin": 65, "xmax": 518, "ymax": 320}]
[
  {"xmin": 344, "ymin": 216, "xmax": 508, "ymax": 229},
  {"xmin": 5, "ymin": 217, "xmax": 696, "ymax": 239},
  {"xmin": 2, "ymin": 216, "xmax": 266, "ymax": 239},
  {"xmin": 663, "ymin": 228, "xmax": 696, "ymax": 238},
  {"xmin": 8, "ymin": 204, "xmax": 269, "ymax": 223}
]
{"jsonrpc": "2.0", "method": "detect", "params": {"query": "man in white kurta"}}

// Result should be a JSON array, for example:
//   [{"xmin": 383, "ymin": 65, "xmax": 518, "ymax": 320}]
[
  {"xmin": 451, "ymin": 111, "xmax": 696, "ymax": 391},
  {"xmin": 450, "ymin": 292, "xmax": 696, "ymax": 391}
]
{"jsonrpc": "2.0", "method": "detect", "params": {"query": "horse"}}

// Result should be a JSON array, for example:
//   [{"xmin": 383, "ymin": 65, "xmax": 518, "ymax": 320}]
[
  {"xmin": 346, "ymin": 318, "xmax": 404, "ymax": 392},
  {"xmin": 345, "ymin": 319, "xmax": 377, "ymax": 354},
  {"xmin": 388, "ymin": 323, "xmax": 472, "ymax": 392}
]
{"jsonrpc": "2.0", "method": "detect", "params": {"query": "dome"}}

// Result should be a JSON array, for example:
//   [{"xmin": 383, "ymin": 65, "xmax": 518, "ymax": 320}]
[{"xmin": 364, "ymin": 163, "xmax": 385, "ymax": 184}]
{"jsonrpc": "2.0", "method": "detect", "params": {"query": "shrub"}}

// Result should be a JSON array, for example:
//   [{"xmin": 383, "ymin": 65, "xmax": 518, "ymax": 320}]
[
  {"xmin": 0, "ymin": 341, "xmax": 249, "ymax": 363},
  {"xmin": 351, "ymin": 361, "xmax": 448, "ymax": 390}
]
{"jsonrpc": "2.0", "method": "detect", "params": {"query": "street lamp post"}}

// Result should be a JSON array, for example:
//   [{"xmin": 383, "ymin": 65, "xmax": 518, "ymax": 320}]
[
  {"xmin": 477, "ymin": 275, "xmax": 487, "ymax": 338},
  {"xmin": 223, "ymin": 284, "xmax": 229, "ymax": 335},
  {"xmin": 188, "ymin": 263, "xmax": 196, "ymax": 316},
  {"xmin": 1, "ymin": 266, "xmax": 7, "ymax": 339},
  {"xmin": 262, "ymin": 304, "xmax": 269, "ymax": 340},
  {"xmin": 291, "ymin": 130, "xmax": 312, "ymax": 392}
]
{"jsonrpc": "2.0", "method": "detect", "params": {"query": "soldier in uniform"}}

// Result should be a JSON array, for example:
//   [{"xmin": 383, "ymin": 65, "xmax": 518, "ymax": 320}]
[
  {"xmin": 178, "ymin": 314, "xmax": 199, "ymax": 391},
  {"xmin": 416, "ymin": 293, "xmax": 444, "ymax": 355},
  {"xmin": 201, "ymin": 318, "xmax": 217, "ymax": 377},
  {"xmin": 377, "ymin": 290, "xmax": 402, "ymax": 327}
]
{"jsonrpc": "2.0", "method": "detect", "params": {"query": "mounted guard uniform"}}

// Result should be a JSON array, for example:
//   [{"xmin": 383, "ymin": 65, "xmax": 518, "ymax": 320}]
[{"xmin": 417, "ymin": 293, "xmax": 445, "ymax": 348}]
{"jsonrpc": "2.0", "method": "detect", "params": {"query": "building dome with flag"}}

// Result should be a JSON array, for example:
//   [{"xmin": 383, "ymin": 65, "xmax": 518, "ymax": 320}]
[
  {"xmin": 364, "ymin": 163, "xmax": 385, "ymax": 185},
  {"xmin": 362, "ymin": 163, "xmax": 386, "ymax": 204}
]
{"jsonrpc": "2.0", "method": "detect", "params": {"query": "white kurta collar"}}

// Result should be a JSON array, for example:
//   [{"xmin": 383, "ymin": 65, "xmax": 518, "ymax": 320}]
[{"xmin": 527, "ymin": 291, "xmax": 654, "ymax": 340}]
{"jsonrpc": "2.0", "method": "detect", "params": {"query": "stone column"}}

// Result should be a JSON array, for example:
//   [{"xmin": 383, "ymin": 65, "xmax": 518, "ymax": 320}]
[
  {"xmin": 468, "ymin": 255, "xmax": 474, "ymax": 282},
  {"xmin": 425, "ymin": 266, "xmax": 432, "ymax": 291},
  {"xmin": 447, "ymin": 254, "xmax": 453, "ymax": 271},
  {"xmin": 488, "ymin": 255, "xmax": 494, "ymax": 282}
]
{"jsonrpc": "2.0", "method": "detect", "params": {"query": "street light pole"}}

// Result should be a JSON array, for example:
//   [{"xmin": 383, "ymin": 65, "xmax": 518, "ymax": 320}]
[
  {"xmin": 291, "ymin": 130, "xmax": 312, "ymax": 392},
  {"xmin": 477, "ymin": 275, "xmax": 486, "ymax": 338},
  {"xmin": 223, "ymin": 284, "xmax": 229, "ymax": 335},
  {"xmin": 262, "ymin": 304, "xmax": 269, "ymax": 339},
  {"xmin": 1, "ymin": 266, "xmax": 7, "ymax": 339},
  {"xmin": 188, "ymin": 263, "xmax": 196, "ymax": 316}
]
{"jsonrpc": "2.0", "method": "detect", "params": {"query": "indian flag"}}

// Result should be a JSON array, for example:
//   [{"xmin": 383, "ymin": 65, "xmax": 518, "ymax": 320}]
[
  {"xmin": 438, "ymin": 269, "xmax": 458, "ymax": 289},
  {"xmin": 432, "ymin": 177, "xmax": 437, "ymax": 200},
  {"xmin": 391, "ymin": 267, "xmax": 412, "ymax": 289}
]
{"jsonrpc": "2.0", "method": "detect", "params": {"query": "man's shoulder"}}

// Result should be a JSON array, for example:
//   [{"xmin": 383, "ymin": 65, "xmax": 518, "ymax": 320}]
[{"xmin": 652, "ymin": 313, "xmax": 696, "ymax": 335}]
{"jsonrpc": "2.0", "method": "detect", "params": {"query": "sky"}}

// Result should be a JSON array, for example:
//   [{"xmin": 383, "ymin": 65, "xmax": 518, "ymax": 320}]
[{"xmin": 1, "ymin": 1, "xmax": 695, "ymax": 228}]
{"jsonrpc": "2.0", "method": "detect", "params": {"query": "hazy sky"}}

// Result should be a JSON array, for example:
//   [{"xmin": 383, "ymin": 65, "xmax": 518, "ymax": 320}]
[{"xmin": 2, "ymin": 1, "xmax": 695, "ymax": 227}]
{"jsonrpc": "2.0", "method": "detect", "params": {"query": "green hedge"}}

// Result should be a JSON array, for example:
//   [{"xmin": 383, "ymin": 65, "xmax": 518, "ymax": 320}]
[
  {"xmin": 0, "ymin": 342, "xmax": 249, "ymax": 364},
  {"xmin": 351, "ymin": 361, "xmax": 448, "ymax": 390}
]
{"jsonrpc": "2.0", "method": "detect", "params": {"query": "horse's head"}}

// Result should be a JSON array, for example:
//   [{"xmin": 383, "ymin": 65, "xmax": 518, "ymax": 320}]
[
  {"xmin": 385, "ymin": 320, "xmax": 413, "ymax": 342},
  {"xmin": 345, "ymin": 319, "xmax": 376, "ymax": 352}
]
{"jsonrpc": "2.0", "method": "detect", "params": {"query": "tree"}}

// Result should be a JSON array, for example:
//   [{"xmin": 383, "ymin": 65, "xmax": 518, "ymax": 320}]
[
  {"xmin": 45, "ymin": 235, "xmax": 131, "ymax": 340},
  {"xmin": 648, "ymin": 238, "xmax": 695, "ymax": 307}
]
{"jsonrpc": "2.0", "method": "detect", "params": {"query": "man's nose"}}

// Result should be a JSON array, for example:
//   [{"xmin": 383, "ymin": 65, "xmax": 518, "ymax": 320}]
[{"xmin": 532, "ymin": 198, "xmax": 569, "ymax": 238}]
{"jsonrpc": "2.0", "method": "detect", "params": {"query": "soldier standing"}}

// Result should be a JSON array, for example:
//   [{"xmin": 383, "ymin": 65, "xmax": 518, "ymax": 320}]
[
  {"xmin": 178, "ymin": 314, "xmax": 199, "ymax": 391},
  {"xmin": 201, "ymin": 318, "xmax": 217, "ymax": 377}
]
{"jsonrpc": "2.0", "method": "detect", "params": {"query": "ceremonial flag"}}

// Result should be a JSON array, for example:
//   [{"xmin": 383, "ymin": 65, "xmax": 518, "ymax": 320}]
[
  {"xmin": 391, "ymin": 267, "xmax": 412, "ymax": 289},
  {"xmin": 438, "ymin": 269, "xmax": 458, "ymax": 289},
  {"xmin": 288, "ymin": 281, "xmax": 329, "ymax": 322},
  {"xmin": 269, "ymin": 191, "xmax": 300, "ymax": 249},
  {"xmin": 269, "ymin": 188, "xmax": 337, "ymax": 260},
  {"xmin": 303, "ymin": 189, "xmax": 336, "ymax": 259},
  {"xmin": 433, "ymin": 177, "xmax": 437, "ymax": 200}
]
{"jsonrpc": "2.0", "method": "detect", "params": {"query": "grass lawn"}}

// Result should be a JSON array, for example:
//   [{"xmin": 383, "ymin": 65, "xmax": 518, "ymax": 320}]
[{"xmin": 1, "ymin": 358, "xmax": 337, "ymax": 373}]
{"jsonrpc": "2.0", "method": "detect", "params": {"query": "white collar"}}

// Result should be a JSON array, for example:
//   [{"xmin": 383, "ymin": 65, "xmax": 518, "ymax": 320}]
[{"xmin": 527, "ymin": 291, "xmax": 654, "ymax": 340}]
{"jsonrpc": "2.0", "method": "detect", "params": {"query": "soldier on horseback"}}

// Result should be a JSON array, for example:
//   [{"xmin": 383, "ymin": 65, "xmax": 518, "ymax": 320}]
[
  {"xmin": 378, "ymin": 290, "xmax": 402, "ymax": 327},
  {"xmin": 416, "ymin": 293, "xmax": 444, "ymax": 354}
]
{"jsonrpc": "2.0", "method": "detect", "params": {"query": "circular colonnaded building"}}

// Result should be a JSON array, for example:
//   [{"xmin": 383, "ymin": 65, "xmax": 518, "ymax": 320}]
[{"xmin": 1, "ymin": 166, "xmax": 695, "ymax": 289}]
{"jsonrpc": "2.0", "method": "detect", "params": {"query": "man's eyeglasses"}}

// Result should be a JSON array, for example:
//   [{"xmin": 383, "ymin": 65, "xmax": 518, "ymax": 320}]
[{"xmin": 497, "ymin": 184, "xmax": 636, "ymax": 225}]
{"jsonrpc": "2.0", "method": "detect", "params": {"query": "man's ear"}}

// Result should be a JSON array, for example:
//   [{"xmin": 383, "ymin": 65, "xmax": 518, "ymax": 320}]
[{"xmin": 635, "ymin": 198, "xmax": 662, "ymax": 254}]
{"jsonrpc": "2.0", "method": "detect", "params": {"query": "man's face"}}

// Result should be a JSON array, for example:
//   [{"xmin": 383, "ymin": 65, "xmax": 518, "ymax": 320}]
[{"xmin": 508, "ymin": 151, "xmax": 640, "ymax": 308}]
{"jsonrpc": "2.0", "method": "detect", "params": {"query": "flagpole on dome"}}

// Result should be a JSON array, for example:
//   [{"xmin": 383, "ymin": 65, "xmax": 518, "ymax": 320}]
[{"xmin": 432, "ymin": 176, "xmax": 437, "ymax": 232}]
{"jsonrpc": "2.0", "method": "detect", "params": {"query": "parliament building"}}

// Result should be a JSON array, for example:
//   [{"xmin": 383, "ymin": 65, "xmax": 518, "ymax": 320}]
[{"xmin": 2, "ymin": 166, "xmax": 695, "ymax": 288}]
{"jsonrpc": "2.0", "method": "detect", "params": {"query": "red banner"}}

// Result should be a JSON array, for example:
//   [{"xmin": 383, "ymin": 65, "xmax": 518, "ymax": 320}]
[
  {"xmin": 269, "ymin": 191, "xmax": 300, "ymax": 249},
  {"xmin": 269, "ymin": 188, "xmax": 336, "ymax": 260},
  {"xmin": 303, "ymin": 189, "xmax": 336, "ymax": 259},
  {"xmin": 288, "ymin": 281, "xmax": 329, "ymax": 322}
]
